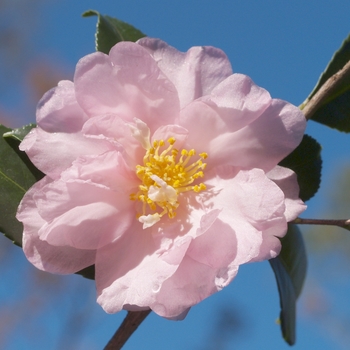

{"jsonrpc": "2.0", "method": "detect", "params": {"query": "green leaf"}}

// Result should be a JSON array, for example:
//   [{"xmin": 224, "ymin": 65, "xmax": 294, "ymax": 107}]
[
  {"xmin": 309, "ymin": 90, "xmax": 350, "ymax": 132},
  {"xmin": 83, "ymin": 10, "xmax": 146, "ymax": 54},
  {"xmin": 307, "ymin": 34, "xmax": 350, "ymax": 101},
  {"xmin": 279, "ymin": 134, "xmax": 322, "ymax": 202},
  {"xmin": 1, "ymin": 124, "xmax": 94, "ymax": 280},
  {"xmin": 269, "ymin": 224, "xmax": 307, "ymax": 345},
  {"xmin": 3, "ymin": 124, "xmax": 44, "ymax": 182},
  {"xmin": 0, "ymin": 124, "xmax": 42, "ymax": 246},
  {"xmin": 3, "ymin": 123, "xmax": 36, "ymax": 143},
  {"xmin": 76, "ymin": 265, "xmax": 95, "ymax": 280},
  {"xmin": 302, "ymin": 33, "xmax": 350, "ymax": 132}
]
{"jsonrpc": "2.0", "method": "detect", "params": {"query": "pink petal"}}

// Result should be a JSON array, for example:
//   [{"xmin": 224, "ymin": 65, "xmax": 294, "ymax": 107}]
[
  {"xmin": 153, "ymin": 254, "xmax": 238, "ymax": 318},
  {"xmin": 95, "ymin": 221, "xmax": 191, "ymax": 314},
  {"xmin": 199, "ymin": 74, "xmax": 271, "ymax": 132},
  {"xmin": 39, "ymin": 200, "xmax": 132, "ymax": 250},
  {"xmin": 187, "ymin": 217, "xmax": 237, "ymax": 269},
  {"xmin": 137, "ymin": 38, "xmax": 233, "ymax": 108},
  {"xmin": 208, "ymin": 99, "xmax": 306, "ymax": 171},
  {"xmin": 82, "ymin": 115, "xmax": 144, "ymax": 167},
  {"xmin": 179, "ymin": 100, "xmax": 228, "ymax": 160},
  {"xmin": 204, "ymin": 167, "xmax": 287, "ymax": 263},
  {"xmin": 267, "ymin": 165, "xmax": 307, "ymax": 222},
  {"xmin": 74, "ymin": 42, "xmax": 180, "ymax": 130},
  {"xmin": 17, "ymin": 178, "xmax": 96, "ymax": 274},
  {"xmin": 60, "ymin": 151, "xmax": 139, "ymax": 192},
  {"xmin": 32, "ymin": 153, "xmax": 137, "ymax": 250},
  {"xmin": 151, "ymin": 124, "xmax": 189, "ymax": 150},
  {"xmin": 19, "ymin": 127, "xmax": 114, "ymax": 178},
  {"xmin": 36, "ymin": 80, "xmax": 88, "ymax": 133}
]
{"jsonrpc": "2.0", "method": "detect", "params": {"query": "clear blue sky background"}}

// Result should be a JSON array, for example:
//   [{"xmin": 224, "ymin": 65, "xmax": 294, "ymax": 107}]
[{"xmin": 1, "ymin": 1, "xmax": 350, "ymax": 349}]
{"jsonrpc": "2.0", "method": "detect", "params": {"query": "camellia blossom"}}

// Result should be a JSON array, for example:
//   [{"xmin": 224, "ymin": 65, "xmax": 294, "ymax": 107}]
[{"xmin": 17, "ymin": 38, "xmax": 306, "ymax": 319}]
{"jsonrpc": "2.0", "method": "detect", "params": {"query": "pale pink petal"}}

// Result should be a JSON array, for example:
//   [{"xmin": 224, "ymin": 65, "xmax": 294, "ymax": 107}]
[
  {"xmin": 187, "ymin": 218, "xmax": 237, "ymax": 269},
  {"xmin": 39, "ymin": 200, "xmax": 132, "ymax": 250},
  {"xmin": 37, "ymin": 80, "xmax": 88, "ymax": 133},
  {"xmin": 60, "ymin": 151, "xmax": 139, "ymax": 192},
  {"xmin": 17, "ymin": 178, "xmax": 96, "ymax": 274},
  {"xmin": 152, "ymin": 253, "xmax": 239, "ymax": 318},
  {"xmin": 137, "ymin": 38, "xmax": 233, "ymax": 108},
  {"xmin": 179, "ymin": 100, "xmax": 227, "ymax": 159},
  {"xmin": 204, "ymin": 167, "xmax": 287, "ymax": 263},
  {"xmin": 151, "ymin": 125, "xmax": 188, "ymax": 150},
  {"xmin": 74, "ymin": 42, "xmax": 180, "ymax": 129},
  {"xmin": 96, "ymin": 221, "xmax": 191, "ymax": 314},
  {"xmin": 267, "ymin": 165, "xmax": 307, "ymax": 222},
  {"xmin": 208, "ymin": 99, "xmax": 306, "ymax": 171},
  {"xmin": 32, "ymin": 153, "xmax": 136, "ymax": 250},
  {"xmin": 199, "ymin": 74, "xmax": 271, "ymax": 132},
  {"xmin": 82, "ymin": 115, "xmax": 144, "ymax": 167},
  {"xmin": 19, "ymin": 127, "xmax": 114, "ymax": 178}
]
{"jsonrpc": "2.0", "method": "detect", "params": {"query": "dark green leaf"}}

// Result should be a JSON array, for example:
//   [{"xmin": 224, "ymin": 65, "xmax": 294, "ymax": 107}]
[
  {"xmin": 310, "ymin": 90, "xmax": 350, "ymax": 132},
  {"xmin": 3, "ymin": 124, "xmax": 44, "ymax": 182},
  {"xmin": 279, "ymin": 134, "xmax": 322, "ymax": 202},
  {"xmin": 0, "ymin": 125, "xmax": 42, "ymax": 246},
  {"xmin": 269, "ymin": 224, "xmax": 307, "ymax": 345},
  {"xmin": 76, "ymin": 265, "xmax": 95, "ymax": 280},
  {"xmin": 307, "ymin": 34, "xmax": 350, "ymax": 101},
  {"xmin": 302, "ymin": 34, "xmax": 350, "ymax": 132},
  {"xmin": 1, "ymin": 124, "xmax": 95, "ymax": 280},
  {"xmin": 83, "ymin": 10, "xmax": 146, "ymax": 54},
  {"xmin": 3, "ymin": 123, "xmax": 36, "ymax": 142}
]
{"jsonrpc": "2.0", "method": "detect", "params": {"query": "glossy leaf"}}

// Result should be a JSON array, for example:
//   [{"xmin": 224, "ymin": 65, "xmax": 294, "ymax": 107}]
[
  {"xmin": 0, "ymin": 124, "xmax": 41, "ymax": 246},
  {"xmin": 302, "ymin": 33, "xmax": 350, "ymax": 132},
  {"xmin": 83, "ymin": 10, "xmax": 146, "ymax": 54},
  {"xmin": 269, "ymin": 224, "xmax": 307, "ymax": 345},
  {"xmin": 2, "ymin": 124, "xmax": 95, "ymax": 279},
  {"xmin": 307, "ymin": 33, "xmax": 350, "ymax": 101},
  {"xmin": 76, "ymin": 265, "xmax": 95, "ymax": 280},
  {"xmin": 3, "ymin": 123, "xmax": 36, "ymax": 143},
  {"xmin": 3, "ymin": 124, "xmax": 44, "ymax": 182},
  {"xmin": 309, "ymin": 90, "xmax": 350, "ymax": 132},
  {"xmin": 279, "ymin": 134, "xmax": 322, "ymax": 202}
]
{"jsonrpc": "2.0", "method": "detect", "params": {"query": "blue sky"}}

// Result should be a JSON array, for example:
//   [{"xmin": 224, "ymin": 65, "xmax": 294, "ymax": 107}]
[{"xmin": 1, "ymin": 1, "xmax": 350, "ymax": 349}]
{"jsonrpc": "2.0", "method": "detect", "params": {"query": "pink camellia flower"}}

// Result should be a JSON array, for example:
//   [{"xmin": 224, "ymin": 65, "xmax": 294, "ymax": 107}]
[{"xmin": 17, "ymin": 38, "xmax": 306, "ymax": 319}]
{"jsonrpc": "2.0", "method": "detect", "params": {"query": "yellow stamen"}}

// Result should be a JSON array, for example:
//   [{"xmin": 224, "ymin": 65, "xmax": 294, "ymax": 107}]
[{"xmin": 131, "ymin": 137, "xmax": 208, "ymax": 228}]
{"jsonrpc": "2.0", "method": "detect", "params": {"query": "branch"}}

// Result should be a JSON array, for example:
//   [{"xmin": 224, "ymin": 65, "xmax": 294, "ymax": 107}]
[
  {"xmin": 301, "ymin": 60, "xmax": 350, "ymax": 120},
  {"xmin": 104, "ymin": 310, "xmax": 151, "ymax": 350},
  {"xmin": 292, "ymin": 217, "xmax": 350, "ymax": 230}
]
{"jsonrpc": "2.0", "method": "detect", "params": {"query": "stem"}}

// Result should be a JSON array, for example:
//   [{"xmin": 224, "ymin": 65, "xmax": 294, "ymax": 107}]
[
  {"xmin": 301, "ymin": 60, "xmax": 350, "ymax": 120},
  {"xmin": 292, "ymin": 217, "xmax": 350, "ymax": 230},
  {"xmin": 104, "ymin": 310, "xmax": 152, "ymax": 350}
]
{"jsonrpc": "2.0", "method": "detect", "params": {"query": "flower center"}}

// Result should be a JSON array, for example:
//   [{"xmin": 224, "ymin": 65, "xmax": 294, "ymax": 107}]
[{"xmin": 130, "ymin": 136, "xmax": 208, "ymax": 229}]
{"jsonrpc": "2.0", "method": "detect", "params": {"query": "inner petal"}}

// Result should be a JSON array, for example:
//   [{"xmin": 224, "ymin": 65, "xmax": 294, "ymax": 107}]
[{"xmin": 129, "ymin": 123, "xmax": 208, "ymax": 229}]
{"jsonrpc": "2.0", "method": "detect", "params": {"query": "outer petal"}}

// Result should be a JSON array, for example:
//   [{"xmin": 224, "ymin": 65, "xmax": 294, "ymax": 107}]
[
  {"xmin": 17, "ymin": 177, "xmax": 96, "ymax": 274},
  {"xmin": 95, "ymin": 221, "xmax": 191, "ymax": 314},
  {"xmin": 74, "ymin": 42, "xmax": 180, "ymax": 130},
  {"xmin": 267, "ymin": 165, "xmax": 307, "ymax": 221},
  {"xmin": 138, "ymin": 38, "xmax": 233, "ymax": 108},
  {"xmin": 153, "ymin": 253, "xmax": 238, "ymax": 319},
  {"xmin": 20, "ymin": 127, "xmax": 115, "ymax": 178},
  {"xmin": 204, "ymin": 167, "xmax": 288, "ymax": 263},
  {"xmin": 36, "ymin": 80, "xmax": 88, "ymax": 133},
  {"xmin": 34, "ymin": 152, "xmax": 137, "ymax": 250},
  {"xmin": 199, "ymin": 74, "xmax": 272, "ymax": 132},
  {"xmin": 208, "ymin": 99, "xmax": 306, "ymax": 171}
]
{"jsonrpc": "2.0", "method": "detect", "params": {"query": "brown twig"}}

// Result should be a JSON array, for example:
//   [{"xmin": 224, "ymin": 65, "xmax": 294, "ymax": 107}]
[
  {"xmin": 292, "ymin": 217, "xmax": 350, "ymax": 230},
  {"xmin": 301, "ymin": 60, "xmax": 350, "ymax": 120},
  {"xmin": 104, "ymin": 310, "xmax": 152, "ymax": 350}
]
